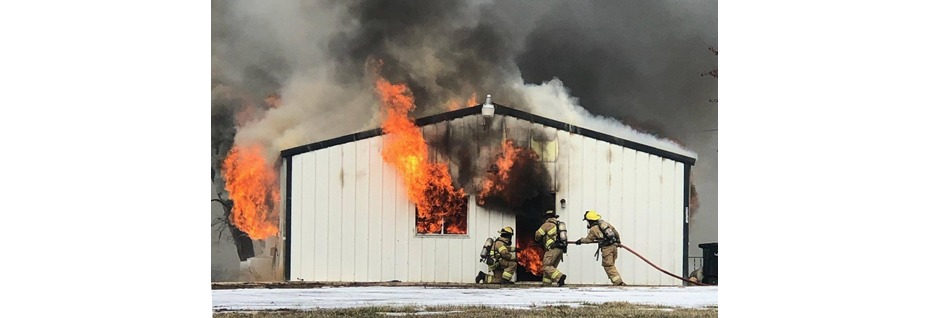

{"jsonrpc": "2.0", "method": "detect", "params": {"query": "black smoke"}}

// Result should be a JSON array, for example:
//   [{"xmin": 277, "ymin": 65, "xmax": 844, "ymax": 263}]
[
  {"xmin": 212, "ymin": 0, "xmax": 717, "ymax": 252},
  {"xmin": 328, "ymin": 0, "xmax": 528, "ymax": 116},
  {"xmin": 509, "ymin": 1, "xmax": 717, "ymax": 220},
  {"xmin": 515, "ymin": 1, "xmax": 717, "ymax": 142}
]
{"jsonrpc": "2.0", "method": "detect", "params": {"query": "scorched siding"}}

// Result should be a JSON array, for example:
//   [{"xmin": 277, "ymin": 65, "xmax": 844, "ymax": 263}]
[
  {"xmin": 288, "ymin": 133, "xmax": 515, "ymax": 283},
  {"xmin": 285, "ymin": 111, "xmax": 689, "ymax": 285}
]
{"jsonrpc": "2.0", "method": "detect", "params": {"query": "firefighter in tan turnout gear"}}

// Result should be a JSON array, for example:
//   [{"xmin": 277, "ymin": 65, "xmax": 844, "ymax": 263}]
[
  {"xmin": 574, "ymin": 210, "xmax": 627, "ymax": 286},
  {"xmin": 535, "ymin": 210, "xmax": 568, "ymax": 287},
  {"xmin": 475, "ymin": 227, "xmax": 517, "ymax": 284}
]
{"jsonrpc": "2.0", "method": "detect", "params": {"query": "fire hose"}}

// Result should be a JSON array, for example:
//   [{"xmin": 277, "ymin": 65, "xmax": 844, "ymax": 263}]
[
  {"xmin": 523, "ymin": 241, "xmax": 712, "ymax": 286},
  {"xmin": 619, "ymin": 243, "xmax": 712, "ymax": 286}
]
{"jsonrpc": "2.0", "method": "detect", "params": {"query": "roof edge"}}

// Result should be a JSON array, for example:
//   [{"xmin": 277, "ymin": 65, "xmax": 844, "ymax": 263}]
[{"xmin": 280, "ymin": 104, "xmax": 696, "ymax": 165}]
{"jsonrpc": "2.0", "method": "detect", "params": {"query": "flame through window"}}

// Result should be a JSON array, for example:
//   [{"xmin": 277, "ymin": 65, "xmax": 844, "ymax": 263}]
[
  {"xmin": 415, "ymin": 195, "xmax": 468, "ymax": 235},
  {"xmin": 374, "ymin": 72, "xmax": 470, "ymax": 236}
]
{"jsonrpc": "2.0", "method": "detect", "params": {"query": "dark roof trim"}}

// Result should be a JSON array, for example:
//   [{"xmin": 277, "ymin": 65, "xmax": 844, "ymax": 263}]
[
  {"xmin": 280, "ymin": 127, "xmax": 383, "ymax": 158},
  {"xmin": 493, "ymin": 106, "xmax": 696, "ymax": 165},
  {"xmin": 280, "ymin": 104, "xmax": 696, "ymax": 165},
  {"xmin": 279, "ymin": 106, "xmax": 484, "ymax": 158},
  {"xmin": 415, "ymin": 104, "xmax": 484, "ymax": 126},
  {"xmin": 284, "ymin": 157, "xmax": 292, "ymax": 280},
  {"xmin": 682, "ymin": 163, "xmax": 691, "ymax": 282}
]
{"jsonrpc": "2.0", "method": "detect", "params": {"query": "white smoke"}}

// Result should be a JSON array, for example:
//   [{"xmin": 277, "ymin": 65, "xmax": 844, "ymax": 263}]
[
  {"xmin": 232, "ymin": 67, "xmax": 381, "ymax": 162},
  {"xmin": 516, "ymin": 78, "xmax": 698, "ymax": 158},
  {"xmin": 217, "ymin": 0, "xmax": 382, "ymax": 162}
]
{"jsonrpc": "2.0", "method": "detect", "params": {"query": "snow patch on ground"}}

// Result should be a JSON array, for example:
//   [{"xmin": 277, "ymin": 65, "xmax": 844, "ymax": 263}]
[{"xmin": 213, "ymin": 286, "xmax": 717, "ymax": 311}]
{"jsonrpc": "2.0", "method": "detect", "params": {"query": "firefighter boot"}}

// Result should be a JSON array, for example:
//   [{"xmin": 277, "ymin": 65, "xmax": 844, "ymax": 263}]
[
  {"xmin": 558, "ymin": 275, "xmax": 567, "ymax": 287},
  {"xmin": 475, "ymin": 271, "xmax": 486, "ymax": 284}
]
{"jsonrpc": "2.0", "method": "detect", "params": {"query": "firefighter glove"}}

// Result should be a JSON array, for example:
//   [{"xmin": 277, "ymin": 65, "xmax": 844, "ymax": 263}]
[{"xmin": 574, "ymin": 240, "xmax": 582, "ymax": 245}]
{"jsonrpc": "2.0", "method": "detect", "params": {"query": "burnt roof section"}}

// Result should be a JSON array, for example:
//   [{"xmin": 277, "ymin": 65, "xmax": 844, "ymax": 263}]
[{"xmin": 280, "ymin": 104, "xmax": 696, "ymax": 165}]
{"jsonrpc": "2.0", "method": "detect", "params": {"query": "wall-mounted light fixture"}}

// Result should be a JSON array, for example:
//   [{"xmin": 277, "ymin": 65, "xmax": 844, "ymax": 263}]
[
  {"xmin": 481, "ymin": 94, "xmax": 494, "ymax": 117},
  {"xmin": 560, "ymin": 199, "xmax": 566, "ymax": 209}
]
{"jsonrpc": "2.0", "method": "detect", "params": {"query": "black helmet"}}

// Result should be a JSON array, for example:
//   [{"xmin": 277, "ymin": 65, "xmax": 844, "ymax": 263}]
[{"xmin": 544, "ymin": 209, "xmax": 558, "ymax": 218}]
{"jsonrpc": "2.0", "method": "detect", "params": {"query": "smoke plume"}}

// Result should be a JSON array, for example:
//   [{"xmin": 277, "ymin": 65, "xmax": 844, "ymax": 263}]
[{"xmin": 212, "ymin": 0, "xmax": 716, "ymax": 227}]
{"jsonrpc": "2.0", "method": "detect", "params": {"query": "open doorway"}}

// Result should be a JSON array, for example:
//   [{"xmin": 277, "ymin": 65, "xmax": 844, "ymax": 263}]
[{"xmin": 515, "ymin": 192, "xmax": 556, "ymax": 282}]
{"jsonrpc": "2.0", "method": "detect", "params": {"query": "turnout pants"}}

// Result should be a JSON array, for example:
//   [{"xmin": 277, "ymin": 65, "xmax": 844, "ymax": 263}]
[
  {"xmin": 541, "ymin": 247, "xmax": 564, "ymax": 286},
  {"xmin": 600, "ymin": 244, "xmax": 624, "ymax": 285},
  {"xmin": 489, "ymin": 259, "xmax": 518, "ymax": 283}
]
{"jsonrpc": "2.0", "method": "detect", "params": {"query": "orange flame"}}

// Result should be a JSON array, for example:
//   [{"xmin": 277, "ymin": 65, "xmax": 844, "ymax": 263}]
[
  {"xmin": 445, "ymin": 100, "xmax": 459, "ymax": 111},
  {"xmin": 478, "ymin": 139, "xmax": 519, "ymax": 205},
  {"xmin": 222, "ymin": 144, "xmax": 280, "ymax": 240},
  {"xmin": 376, "ymin": 77, "xmax": 467, "ymax": 234},
  {"xmin": 517, "ymin": 234, "xmax": 544, "ymax": 276},
  {"xmin": 445, "ymin": 92, "xmax": 478, "ymax": 111}
]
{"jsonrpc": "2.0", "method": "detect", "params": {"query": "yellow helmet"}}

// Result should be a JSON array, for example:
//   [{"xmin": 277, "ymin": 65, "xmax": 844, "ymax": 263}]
[
  {"xmin": 499, "ymin": 226, "xmax": 514, "ymax": 235},
  {"xmin": 583, "ymin": 210, "xmax": 601, "ymax": 221}
]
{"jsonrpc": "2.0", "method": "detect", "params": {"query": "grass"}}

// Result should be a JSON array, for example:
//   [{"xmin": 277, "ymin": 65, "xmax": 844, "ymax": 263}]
[{"xmin": 213, "ymin": 302, "xmax": 717, "ymax": 318}]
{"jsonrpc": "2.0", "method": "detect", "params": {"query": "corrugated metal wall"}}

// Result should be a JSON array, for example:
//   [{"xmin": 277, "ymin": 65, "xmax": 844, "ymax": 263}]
[
  {"xmin": 286, "ymin": 114, "xmax": 684, "ymax": 285},
  {"xmin": 289, "ymin": 134, "xmax": 515, "ymax": 283},
  {"xmin": 552, "ymin": 128, "xmax": 684, "ymax": 285}
]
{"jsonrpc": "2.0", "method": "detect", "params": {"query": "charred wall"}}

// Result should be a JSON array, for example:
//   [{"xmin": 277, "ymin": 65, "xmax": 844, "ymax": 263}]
[{"xmin": 423, "ymin": 114, "xmax": 554, "ymax": 217}]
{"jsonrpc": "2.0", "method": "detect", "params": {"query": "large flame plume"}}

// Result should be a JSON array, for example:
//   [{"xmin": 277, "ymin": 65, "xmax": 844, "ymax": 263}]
[
  {"xmin": 222, "ymin": 144, "xmax": 280, "ymax": 240},
  {"xmin": 376, "ymin": 76, "xmax": 468, "ymax": 234}
]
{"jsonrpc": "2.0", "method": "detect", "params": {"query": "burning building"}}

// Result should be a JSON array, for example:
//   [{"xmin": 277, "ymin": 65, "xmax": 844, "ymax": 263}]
[{"xmin": 277, "ymin": 99, "xmax": 696, "ymax": 286}]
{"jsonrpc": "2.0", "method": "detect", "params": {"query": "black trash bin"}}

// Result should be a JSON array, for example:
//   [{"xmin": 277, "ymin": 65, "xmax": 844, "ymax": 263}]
[{"xmin": 698, "ymin": 243, "xmax": 718, "ymax": 285}]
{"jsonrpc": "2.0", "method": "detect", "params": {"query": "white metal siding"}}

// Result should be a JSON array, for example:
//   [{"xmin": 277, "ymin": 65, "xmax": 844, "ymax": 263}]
[
  {"xmin": 380, "ymin": 139, "xmax": 397, "ymax": 280},
  {"xmin": 287, "ymin": 114, "xmax": 684, "ymax": 285},
  {"xmin": 312, "ymin": 148, "xmax": 328, "ymax": 281},
  {"xmin": 289, "ymin": 132, "xmax": 515, "ymax": 283},
  {"xmin": 620, "ymin": 146, "xmax": 638, "ymax": 283},
  {"xmin": 367, "ymin": 137, "xmax": 384, "ymax": 281},
  {"xmin": 551, "ymin": 120, "xmax": 685, "ymax": 286},
  {"xmin": 580, "ymin": 134, "xmax": 597, "ymax": 284},
  {"xmin": 354, "ymin": 139, "xmax": 370, "ymax": 281}
]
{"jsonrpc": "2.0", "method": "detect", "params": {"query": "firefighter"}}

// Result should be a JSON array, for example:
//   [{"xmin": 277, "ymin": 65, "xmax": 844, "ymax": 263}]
[
  {"xmin": 574, "ymin": 210, "xmax": 627, "ymax": 286},
  {"xmin": 491, "ymin": 226, "xmax": 518, "ymax": 284},
  {"xmin": 535, "ymin": 210, "xmax": 567, "ymax": 287},
  {"xmin": 475, "ymin": 226, "xmax": 518, "ymax": 284}
]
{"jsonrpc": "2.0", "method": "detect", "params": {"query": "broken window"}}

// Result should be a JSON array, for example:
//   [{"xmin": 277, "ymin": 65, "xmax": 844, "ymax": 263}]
[{"xmin": 415, "ymin": 195, "xmax": 468, "ymax": 235}]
